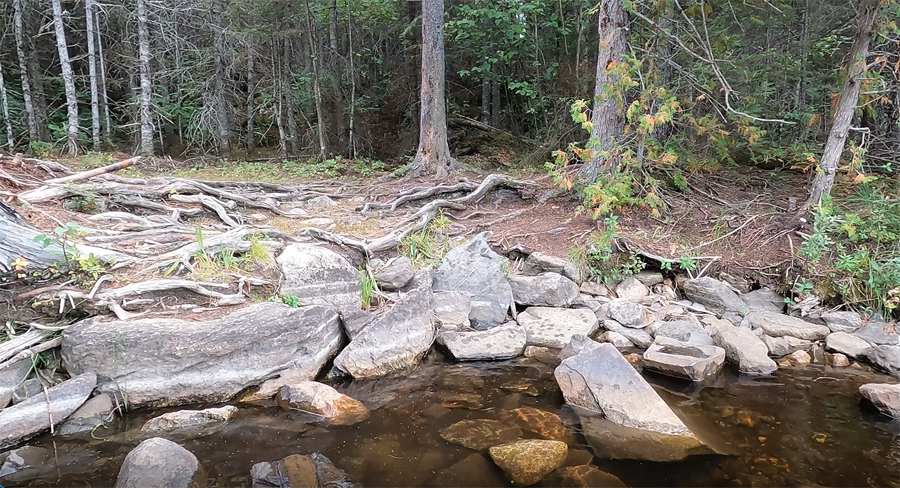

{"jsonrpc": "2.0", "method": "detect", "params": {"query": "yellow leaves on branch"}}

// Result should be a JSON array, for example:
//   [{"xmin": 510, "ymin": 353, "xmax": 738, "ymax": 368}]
[{"xmin": 10, "ymin": 256, "xmax": 28, "ymax": 279}]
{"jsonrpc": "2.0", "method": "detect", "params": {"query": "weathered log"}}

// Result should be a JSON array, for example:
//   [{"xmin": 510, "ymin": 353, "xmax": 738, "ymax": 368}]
[{"xmin": 43, "ymin": 156, "xmax": 139, "ymax": 184}]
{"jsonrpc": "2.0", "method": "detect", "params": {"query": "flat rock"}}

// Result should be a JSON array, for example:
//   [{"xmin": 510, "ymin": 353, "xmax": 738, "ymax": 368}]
[
  {"xmin": 831, "ymin": 353, "xmax": 850, "ymax": 367},
  {"xmin": 0, "ymin": 360, "xmax": 32, "ymax": 409},
  {"xmin": 579, "ymin": 282, "xmax": 609, "ymax": 297},
  {"xmin": 341, "ymin": 309, "xmax": 376, "ymax": 340},
  {"xmin": 860, "ymin": 383, "xmax": 900, "ymax": 418},
  {"xmin": 276, "ymin": 381, "xmax": 369, "ymax": 426},
  {"xmin": 374, "ymin": 256, "xmax": 415, "ymax": 291},
  {"xmin": 688, "ymin": 331, "xmax": 716, "ymax": 345},
  {"xmin": 869, "ymin": 345, "xmax": 900, "ymax": 376},
  {"xmin": 142, "ymin": 405, "xmax": 239, "ymax": 434},
  {"xmin": 499, "ymin": 407, "xmax": 567, "ymax": 441},
  {"xmin": 642, "ymin": 337, "xmax": 726, "ymax": 382},
  {"xmin": 62, "ymin": 303, "xmax": 342, "ymax": 408},
  {"xmin": 114, "ymin": 437, "xmax": 203, "ymax": 488},
  {"xmin": 606, "ymin": 299, "xmax": 651, "ymax": 328},
  {"xmin": 597, "ymin": 331, "xmax": 633, "ymax": 348},
  {"xmin": 250, "ymin": 452, "xmax": 359, "ymax": 488},
  {"xmin": 434, "ymin": 291, "xmax": 472, "ymax": 331},
  {"xmin": 433, "ymin": 234, "xmax": 513, "ymax": 326},
  {"xmin": 580, "ymin": 415, "xmax": 713, "ymax": 462},
  {"xmin": 517, "ymin": 307, "xmax": 599, "ymax": 348},
  {"xmin": 522, "ymin": 252, "xmax": 581, "ymax": 284},
  {"xmin": 428, "ymin": 454, "xmax": 509, "ymax": 488},
  {"xmin": 539, "ymin": 465, "xmax": 626, "ymax": 488},
  {"xmin": 853, "ymin": 321, "xmax": 900, "ymax": 346},
  {"xmin": 296, "ymin": 217, "xmax": 336, "ymax": 230},
  {"xmin": 742, "ymin": 289, "xmax": 784, "ymax": 313},
  {"xmin": 439, "ymin": 323, "xmax": 526, "ymax": 361},
  {"xmin": 0, "ymin": 373, "xmax": 96, "ymax": 450},
  {"xmin": 634, "ymin": 271, "xmax": 664, "ymax": 287},
  {"xmin": 277, "ymin": 243, "xmax": 362, "ymax": 316},
  {"xmin": 615, "ymin": 277, "xmax": 649, "ymax": 301},
  {"xmin": 602, "ymin": 320, "xmax": 653, "ymax": 348},
  {"xmin": 762, "ymin": 335, "xmax": 794, "ymax": 357},
  {"xmin": 821, "ymin": 311, "xmax": 863, "ymax": 333},
  {"xmin": 826, "ymin": 332, "xmax": 872, "ymax": 358},
  {"xmin": 440, "ymin": 419, "xmax": 523, "ymax": 450},
  {"xmin": 743, "ymin": 311, "xmax": 830, "ymax": 340},
  {"xmin": 305, "ymin": 195, "xmax": 338, "ymax": 207},
  {"xmin": 11, "ymin": 378, "xmax": 43, "ymax": 404},
  {"xmin": 655, "ymin": 320, "xmax": 705, "ymax": 342},
  {"xmin": 683, "ymin": 277, "xmax": 747, "ymax": 315},
  {"xmin": 488, "ymin": 439, "xmax": 568, "ymax": 486},
  {"xmin": 58, "ymin": 393, "xmax": 116, "ymax": 435},
  {"xmin": 508, "ymin": 272, "xmax": 578, "ymax": 307},
  {"xmin": 710, "ymin": 323, "xmax": 777, "ymax": 374},
  {"xmin": 0, "ymin": 445, "xmax": 99, "ymax": 484}
]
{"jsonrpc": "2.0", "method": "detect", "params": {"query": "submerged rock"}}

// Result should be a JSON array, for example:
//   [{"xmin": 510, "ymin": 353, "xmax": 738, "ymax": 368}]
[
  {"xmin": 859, "ymin": 383, "xmax": 900, "ymax": 419},
  {"xmin": 522, "ymin": 252, "xmax": 582, "ymax": 284},
  {"xmin": 517, "ymin": 307, "xmax": 599, "ymax": 348},
  {"xmin": 540, "ymin": 465, "xmax": 627, "ymax": 488},
  {"xmin": 499, "ymin": 407, "xmax": 567, "ymax": 441},
  {"xmin": 58, "ymin": 393, "xmax": 116, "ymax": 435},
  {"xmin": 439, "ymin": 323, "xmax": 526, "ymax": 361},
  {"xmin": 606, "ymin": 299, "xmax": 652, "ymax": 328},
  {"xmin": 508, "ymin": 272, "xmax": 578, "ymax": 307},
  {"xmin": 428, "ymin": 454, "xmax": 509, "ymax": 488},
  {"xmin": 276, "ymin": 382, "xmax": 369, "ymax": 426},
  {"xmin": 433, "ymin": 233, "xmax": 513, "ymax": 326},
  {"xmin": 743, "ymin": 311, "xmax": 830, "ymax": 340},
  {"xmin": 710, "ymin": 323, "xmax": 777, "ymax": 374},
  {"xmin": 277, "ymin": 243, "xmax": 363, "ymax": 316},
  {"xmin": 440, "ymin": 419, "xmax": 523, "ymax": 450},
  {"xmin": 250, "ymin": 452, "xmax": 359, "ymax": 488},
  {"xmin": 0, "ymin": 373, "xmax": 96, "ymax": 450},
  {"xmin": 488, "ymin": 439, "xmax": 568, "ymax": 486},
  {"xmin": 826, "ymin": 332, "xmax": 872, "ymax": 358},
  {"xmin": 0, "ymin": 445, "xmax": 100, "ymax": 484},
  {"xmin": 683, "ymin": 277, "xmax": 747, "ymax": 315},
  {"xmin": 114, "ymin": 437, "xmax": 203, "ymax": 488},
  {"xmin": 642, "ymin": 336, "xmax": 726, "ymax": 382},
  {"xmin": 580, "ymin": 415, "xmax": 712, "ymax": 462},
  {"xmin": 141, "ymin": 405, "xmax": 238, "ymax": 434},
  {"xmin": 374, "ymin": 256, "xmax": 415, "ymax": 291}
]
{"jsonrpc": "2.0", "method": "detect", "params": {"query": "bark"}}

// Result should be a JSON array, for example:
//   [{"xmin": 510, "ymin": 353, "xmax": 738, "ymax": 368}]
[
  {"xmin": 409, "ymin": 0, "xmax": 458, "ymax": 179},
  {"xmin": 86, "ymin": 0, "xmax": 102, "ymax": 150},
  {"xmin": 0, "ymin": 60, "xmax": 14, "ymax": 150},
  {"xmin": 13, "ymin": 0, "xmax": 39, "ymax": 143},
  {"xmin": 96, "ymin": 7, "xmax": 113, "ymax": 146},
  {"xmin": 137, "ymin": 0, "xmax": 155, "ymax": 155},
  {"xmin": 51, "ymin": 0, "xmax": 81, "ymax": 157},
  {"xmin": 347, "ymin": 1, "xmax": 357, "ymax": 159},
  {"xmin": 274, "ymin": 47, "xmax": 288, "ymax": 157},
  {"xmin": 305, "ymin": 0, "xmax": 329, "ymax": 160},
  {"xmin": 802, "ymin": 0, "xmax": 880, "ymax": 212},
  {"xmin": 329, "ymin": 0, "xmax": 345, "ymax": 149},
  {"xmin": 246, "ymin": 45, "xmax": 256, "ymax": 150},
  {"xmin": 652, "ymin": 10, "xmax": 674, "ymax": 144},
  {"xmin": 211, "ymin": 0, "xmax": 233, "ymax": 155},
  {"xmin": 481, "ymin": 78, "xmax": 491, "ymax": 124},
  {"xmin": 578, "ymin": 0, "xmax": 627, "ymax": 183}
]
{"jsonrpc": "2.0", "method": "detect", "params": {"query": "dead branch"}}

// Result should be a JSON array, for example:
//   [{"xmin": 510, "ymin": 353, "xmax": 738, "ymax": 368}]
[
  {"xmin": 44, "ymin": 157, "xmax": 140, "ymax": 184},
  {"xmin": 169, "ymin": 193, "xmax": 241, "ymax": 228},
  {"xmin": 0, "ymin": 328, "xmax": 56, "ymax": 364},
  {"xmin": 0, "ymin": 336, "xmax": 63, "ymax": 372}
]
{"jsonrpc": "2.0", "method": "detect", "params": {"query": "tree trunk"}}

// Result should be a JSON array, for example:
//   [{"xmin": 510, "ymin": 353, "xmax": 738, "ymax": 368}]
[
  {"xmin": 329, "ymin": 0, "xmax": 345, "ymax": 150},
  {"xmin": 85, "ymin": 0, "xmax": 102, "ymax": 150},
  {"xmin": 481, "ymin": 78, "xmax": 491, "ymax": 124},
  {"xmin": 0, "ymin": 60, "xmax": 14, "ymax": 150},
  {"xmin": 304, "ymin": 0, "xmax": 329, "ymax": 161},
  {"xmin": 137, "ymin": 0, "xmax": 155, "ymax": 156},
  {"xmin": 578, "ymin": 0, "xmax": 627, "ymax": 183},
  {"xmin": 409, "ymin": 0, "xmax": 458, "ymax": 178},
  {"xmin": 51, "ymin": 0, "xmax": 80, "ymax": 157},
  {"xmin": 347, "ymin": 0, "xmax": 357, "ymax": 159},
  {"xmin": 652, "ymin": 10, "xmax": 674, "ymax": 144},
  {"xmin": 13, "ymin": 0, "xmax": 39, "ymax": 144},
  {"xmin": 246, "ymin": 45, "xmax": 256, "ymax": 151},
  {"xmin": 211, "ymin": 0, "xmax": 233, "ymax": 155},
  {"xmin": 96, "ymin": 6, "xmax": 113, "ymax": 146},
  {"xmin": 801, "ymin": 0, "xmax": 880, "ymax": 212}
]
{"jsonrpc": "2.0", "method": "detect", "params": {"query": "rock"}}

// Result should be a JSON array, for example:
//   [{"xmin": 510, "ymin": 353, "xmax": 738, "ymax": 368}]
[
  {"xmin": 688, "ymin": 331, "xmax": 716, "ymax": 345},
  {"xmin": 142, "ymin": 405, "xmax": 239, "ymax": 434},
  {"xmin": 554, "ymin": 341, "xmax": 693, "ymax": 436},
  {"xmin": 524, "ymin": 346, "xmax": 555, "ymax": 357},
  {"xmin": 860, "ymin": 383, "xmax": 900, "ymax": 418},
  {"xmin": 0, "ymin": 445, "xmax": 99, "ymax": 484},
  {"xmin": 440, "ymin": 419, "xmax": 523, "ymax": 450},
  {"xmin": 499, "ymin": 407, "xmax": 567, "ymax": 441},
  {"xmin": 615, "ymin": 277, "xmax": 649, "ymax": 301},
  {"xmin": 580, "ymin": 415, "xmax": 712, "ymax": 462},
  {"xmin": 517, "ymin": 307, "xmax": 599, "ymax": 348},
  {"xmin": 606, "ymin": 299, "xmax": 651, "ymax": 328},
  {"xmin": 634, "ymin": 271, "xmax": 664, "ymax": 287},
  {"xmin": 0, "ymin": 360, "xmax": 32, "ymax": 409},
  {"xmin": 0, "ymin": 373, "xmax": 96, "ymax": 450},
  {"xmin": 598, "ymin": 331, "xmax": 633, "ymax": 348},
  {"xmin": 341, "ymin": 309, "xmax": 376, "ymax": 340},
  {"xmin": 558, "ymin": 335, "xmax": 598, "ymax": 362},
  {"xmin": 374, "ymin": 256, "xmax": 415, "ymax": 291},
  {"xmin": 826, "ymin": 332, "xmax": 872, "ymax": 358},
  {"xmin": 63, "ymin": 303, "xmax": 342, "ymax": 408},
  {"xmin": 742, "ymin": 311, "xmax": 830, "ymax": 340},
  {"xmin": 710, "ymin": 323, "xmax": 777, "ymax": 374},
  {"xmin": 305, "ymin": 195, "xmax": 338, "ymax": 207},
  {"xmin": 297, "ymin": 217, "xmax": 336, "ymax": 230},
  {"xmin": 429, "ymin": 454, "xmax": 509, "ymax": 488},
  {"xmin": 853, "ymin": 321, "xmax": 900, "ymax": 346},
  {"xmin": 11, "ymin": 378, "xmax": 43, "ymax": 404},
  {"xmin": 434, "ymin": 291, "xmax": 472, "ymax": 331},
  {"xmin": 579, "ymin": 282, "xmax": 609, "ymax": 297},
  {"xmin": 562, "ymin": 449, "xmax": 594, "ymax": 467},
  {"xmin": 522, "ymin": 252, "xmax": 581, "ymax": 284},
  {"xmin": 683, "ymin": 277, "xmax": 747, "ymax": 315},
  {"xmin": 601, "ymin": 320, "xmax": 653, "ymax": 348},
  {"xmin": 439, "ymin": 323, "xmax": 527, "ymax": 361},
  {"xmin": 277, "ymin": 243, "xmax": 363, "ymax": 316},
  {"xmin": 58, "ymin": 393, "xmax": 116, "ymax": 435},
  {"xmin": 655, "ymin": 320, "xmax": 705, "ymax": 342},
  {"xmin": 787, "ymin": 349, "xmax": 812, "ymax": 365},
  {"xmin": 869, "ymin": 345, "xmax": 900, "ymax": 376},
  {"xmin": 433, "ymin": 233, "xmax": 513, "ymax": 326},
  {"xmin": 742, "ymin": 289, "xmax": 784, "ymax": 313},
  {"xmin": 821, "ymin": 311, "xmax": 863, "ymax": 333},
  {"xmin": 488, "ymin": 439, "xmax": 568, "ymax": 486},
  {"xmin": 333, "ymin": 274, "xmax": 434, "ymax": 378},
  {"xmin": 114, "ymin": 437, "xmax": 203, "ymax": 488},
  {"xmin": 276, "ymin": 381, "xmax": 369, "ymax": 426},
  {"xmin": 831, "ymin": 353, "xmax": 850, "ymax": 367},
  {"xmin": 508, "ymin": 272, "xmax": 578, "ymax": 307},
  {"xmin": 642, "ymin": 337, "xmax": 726, "ymax": 381},
  {"xmin": 540, "ymin": 465, "xmax": 627, "ymax": 488},
  {"xmin": 250, "ymin": 452, "xmax": 359, "ymax": 488},
  {"xmin": 440, "ymin": 393, "xmax": 484, "ymax": 409}
]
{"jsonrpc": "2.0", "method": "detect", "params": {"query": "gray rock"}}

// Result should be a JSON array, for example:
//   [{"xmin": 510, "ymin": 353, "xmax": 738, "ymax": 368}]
[
  {"xmin": 615, "ymin": 277, "xmax": 649, "ymax": 301},
  {"xmin": 277, "ymin": 243, "xmax": 363, "ymax": 316},
  {"xmin": 869, "ymin": 345, "xmax": 900, "ymax": 376},
  {"xmin": 602, "ymin": 320, "xmax": 653, "ymax": 348},
  {"xmin": 439, "ymin": 323, "xmax": 526, "ymax": 361},
  {"xmin": 580, "ymin": 415, "xmax": 712, "ymax": 462},
  {"xmin": 683, "ymin": 277, "xmax": 747, "ymax": 315},
  {"xmin": 826, "ymin": 332, "xmax": 872, "ymax": 358},
  {"xmin": 251, "ymin": 453, "xmax": 359, "ymax": 488},
  {"xmin": 642, "ymin": 337, "xmax": 726, "ymax": 381},
  {"xmin": 439, "ymin": 419, "xmax": 523, "ymax": 450},
  {"xmin": 517, "ymin": 307, "xmax": 599, "ymax": 348},
  {"xmin": 276, "ymin": 381, "xmax": 369, "ymax": 426},
  {"xmin": 0, "ymin": 373, "xmax": 96, "ymax": 450},
  {"xmin": 542, "ymin": 465, "xmax": 627, "ymax": 488},
  {"xmin": 655, "ymin": 320, "xmax": 705, "ymax": 342},
  {"xmin": 508, "ymin": 272, "xmax": 578, "ymax": 307},
  {"xmin": 821, "ymin": 311, "xmax": 863, "ymax": 333},
  {"xmin": 762, "ymin": 335, "xmax": 793, "ymax": 357},
  {"xmin": 0, "ymin": 360, "xmax": 32, "ymax": 409},
  {"xmin": 860, "ymin": 383, "xmax": 900, "ymax": 419},
  {"xmin": 743, "ymin": 311, "xmax": 830, "ymax": 340},
  {"xmin": 114, "ymin": 437, "xmax": 203, "ymax": 488},
  {"xmin": 0, "ymin": 445, "xmax": 99, "ymax": 484},
  {"xmin": 853, "ymin": 321, "xmax": 900, "ymax": 346},
  {"xmin": 63, "ymin": 303, "xmax": 342, "ymax": 408},
  {"xmin": 554, "ymin": 341, "xmax": 695, "ymax": 437},
  {"xmin": 598, "ymin": 331, "xmax": 634, "ymax": 348},
  {"xmin": 688, "ymin": 331, "xmax": 716, "ymax": 346},
  {"xmin": 342, "ymin": 309, "xmax": 376, "ymax": 339},
  {"xmin": 374, "ymin": 256, "xmax": 415, "ymax": 291},
  {"xmin": 522, "ymin": 252, "xmax": 582, "ymax": 284},
  {"xmin": 607, "ymin": 299, "xmax": 651, "ymax": 328},
  {"xmin": 296, "ymin": 217, "xmax": 336, "ymax": 230},
  {"xmin": 634, "ymin": 271, "xmax": 664, "ymax": 287},
  {"xmin": 142, "ymin": 405, "xmax": 238, "ymax": 434},
  {"xmin": 434, "ymin": 291, "xmax": 472, "ymax": 331},
  {"xmin": 580, "ymin": 282, "xmax": 609, "ymax": 297},
  {"xmin": 710, "ymin": 323, "xmax": 777, "ymax": 374},
  {"xmin": 333, "ymin": 273, "xmax": 435, "ymax": 378},
  {"xmin": 305, "ymin": 195, "xmax": 338, "ymax": 207},
  {"xmin": 433, "ymin": 233, "xmax": 513, "ymax": 326},
  {"xmin": 58, "ymin": 393, "xmax": 116, "ymax": 435},
  {"xmin": 558, "ymin": 335, "xmax": 599, "ymax": 362},
  {"xmin": 742, "ymin": 289, "xmax": 784, "ymax": 313},
  {"xmin": 11, "ymin": 378, "xmax": 43, "ymax": 405}
]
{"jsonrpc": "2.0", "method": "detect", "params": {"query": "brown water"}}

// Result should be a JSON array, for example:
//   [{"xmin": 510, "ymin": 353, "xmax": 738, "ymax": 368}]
[{"xmin": 6, "ymin": 352, "xmax": 900, "ymax": 488}]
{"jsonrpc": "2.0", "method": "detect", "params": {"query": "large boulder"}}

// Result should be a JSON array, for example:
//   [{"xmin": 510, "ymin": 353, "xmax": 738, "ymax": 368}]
[
  {"xmin": 615, "ymin": 277, "xmax": 649, "ymax": 301},
  {"xmin": 517, "ymin": 307, "xmax": 599, "ymax": 348},
  {"xmin": 869, "ymin": 345, "xmax": 900, "ymax": 376},
  {"xmin": 761, "ymin": 335, "xmax": 809, "ymax": 357},
  {"xmin": 522, "ymin": 252, "xmax": 582, "ymax": 284},
  {"xmin": 710, "ymin": 323, "xmax": 777, "ymax": 374},
  {"xmin": 488, "ymin": 439, "xmax": 568, "ymax": 486},
  {"xmin": 859, "ymin": 383, "xmax": 900, "ymax": 419},
  {"xmin": 433, "ymin": 233, "xmax": 513, "ymax": 326},
  {"xmin": 825, "ymin": 332, "xmax": 872, "ymax": 358},
  {"xmin": 655, "ymin": 320, "xmax": 705, "ymax": 342},
  {"xmin": 0, "ymin": 373, "xmax": 96, "ymax": 450},
  {"xmin": 141, "ymin": 406, "xmax": 238, "ymax": 434},
  {"xmin": 853, "ymin": 321, "xmax": 900, "ymax": 346},
  {"xmin": 276, "ymin": 381, "xmax": 369, "ymax": 426},
  {"xmin": 580, "ymin": 415, "xmax": 712, "ymax": 462},
  {"xmin": 821, "ymin": 311, "xmax": 863, "ymax": 333},
  {"xmin": 0, "ymin": 359, "xmax": 32, "ymax": 409},
  {"xmin": 114, "ymin": 437, "xmax": 203, "ymax": 488},
  {"xmin": 333, "ymin": 274, "xmax": 435, "ymax": 379},
  {"xmin": 554, "ymin": 340, "xmax": 694, "ymax": 437},
  {"xmin": 373, "ymin": 256, "xmax": 415, "ymax": 291},
  {"xmin": 508, "ymin": 273, "xmax": 578, "ymax": 307},
  {"xmin": 439, "ymin": 323, "xmax": 527, "ymax": 361},
  {"xmin": 251, "ymin": 453, "xmax": 359, "ymax": 488},
  {"xmin": 606, "ymin": 299, "xmax": 652, "ymax": 328},
  {"xmin": 642, "ymin": 337, "xmax": 726, "ymax": 382},
  {"xmin": 741, "ymin": 289, "xmax": 784, "ymax": 313},
  {"xmin": 62, "ymin": 302, "xmax": 342, "ymax": 408},
  {"xmin": 683, "ymin": 277, "xmax": 747, "ymax": 315},
  {"xmin": 277, "ymin": 243, "xmax": 362, "ymax": 316},
  {"xmin": 742, "ymin": 311, "xmax": 830, "ymax": 340}
]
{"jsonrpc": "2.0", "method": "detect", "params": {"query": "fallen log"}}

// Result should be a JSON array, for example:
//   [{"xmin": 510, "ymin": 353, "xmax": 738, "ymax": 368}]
[{"xmin": 43, "ymin": 157, "xmax": 140, "ymax": 185}]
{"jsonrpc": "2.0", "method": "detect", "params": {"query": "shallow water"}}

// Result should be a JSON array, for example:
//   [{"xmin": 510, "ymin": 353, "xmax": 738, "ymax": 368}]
[{"xmin": 6, "ymin": 351, "xmax": 900, "ymax": 488}]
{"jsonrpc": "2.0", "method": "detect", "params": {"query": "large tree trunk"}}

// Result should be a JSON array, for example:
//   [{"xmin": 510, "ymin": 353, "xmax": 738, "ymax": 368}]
[
  {"xmin": 802, "ymin": 0, "xmax": 880, "ymax": 212},
  {"xmin": 51, "ymin": 0, "xmax": 80, "ymax": 157},
  {"xmin": 409, "ymin": 0, "xmax": 458, "ymax": 179},
  {"xmin": 85, "ymin": 0, "xmax": 102, "ymax": 150},
  {"xmin": 246, "ymin": 45, "xmax": 256, "ymax": 151},
  {"xmin": 137, "ymin": 0, "xmax": 155, "ymax": 155},
  {"xmin": 96, "ymin": 6, "xmax": 113, "ymax": 146},
  {"xmin": 329, "ymin": 0, "xmax": 345, "ymax": 150},
  {"xmin": 211, "ymin": 0, "xmax": 234, "ymax": 155},
  {"xmin": 13, "ymin": 0, "xmax": 39, "ymax": 144},
  {"xmin": 578, "ymin": 0, "xmax": 627, "ymax": 183},
  {"xmin": 0, "ymin": 60, "xmax": 14, "ymax": 150},
  {"xmin": 305, "ymin": 0, "xmax": 329, "ymax": 161}
]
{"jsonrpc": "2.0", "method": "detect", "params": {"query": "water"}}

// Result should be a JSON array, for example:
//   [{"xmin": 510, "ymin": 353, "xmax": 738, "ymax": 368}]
[{"xmin": 5, "ymin": 351, "xmax": 900, "ymax": 487}]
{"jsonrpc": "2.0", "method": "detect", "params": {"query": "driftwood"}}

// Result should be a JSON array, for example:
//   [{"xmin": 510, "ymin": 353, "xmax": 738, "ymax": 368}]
[{"xmin": 44, "ymin": 157, "xmax": 140, "ymax": 184}]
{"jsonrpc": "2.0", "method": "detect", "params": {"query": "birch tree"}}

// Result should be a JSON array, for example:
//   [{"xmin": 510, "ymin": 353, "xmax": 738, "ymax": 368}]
[
  {"xmin": 51, "ymin": 0, "xmax": 81, "ymax": 156},
  {"xmin": 13, "ymin": 0, "xmax": 39, "ymax": 143},
  {"xmin": 137, "ymin": 0, "xmax": 155, "ymax": 156},
  {"xmin": 85, "ymin": 0, "xmax": 102, "ymax": 150},
  {"xmin": 0, "ymin": 60, "xmax": 14, "ymax": 150},
  {"xmin": 304, "ymin": 0, "xmax": 328, "ymax": 161}
]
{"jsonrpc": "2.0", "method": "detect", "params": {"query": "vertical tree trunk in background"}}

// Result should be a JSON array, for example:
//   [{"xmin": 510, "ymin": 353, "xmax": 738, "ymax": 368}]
[
  {"xmin": 305, "ymin": 0, "xmax": 329, "ymax": 161},
  {"xmin": 51, "ymin": 0, "xmax": 80, "ymax": 156},
  {"xmin": 652, "ymin": 10, "xmax": 674, "ymax": 144},
  {"xmin": 0, "ymin": 60, "xmax": 14, "ymax": 150},
  {"xmin": 347, "ymin": 1, "xmax": 357, "ymax": 159},
  {"xmin": 481, "ymin": 78, "xmax": 491, "ymax": 124},
  {"xmin": 283, "ymin": 39, "xmax": 300, "ymax": 156},
  {"xmin": 409, "ymin": 0, "xmax": 458, "ymax": 178},
  {"xmin": 96, "ymin": 7, "xmax": 113, "ymax": 145},
  {"xmin": 802, "ymin": 0, "xmax": 880, "ymax": 212},
  {"xmin": 13, "ymin": 0, "xmax": 39, "ymax": 144},
  {"xmin": 246, "ymin": 46, "xmax": 256, "ymax": 151},
  {"xmin": 85, "ymin": 0, "xmax": 102, "ymax": 150},
  {"xmin": 329, "ymin": 0, "xmax": 345, "ymax": 150},
  {"xmin": 211, "ymin": 0, "xmax": 233, "ymax": 155},
  {"xmin": 137, "ymin": 0, "xmax": 155, "ymax": 155},
  {"xmin": 578, "ymin": 0, "xmax": 627, "ymax": 183},
  {"xmin": 272, "ymin": 46, "xmax": 288, "ymax": 157}
]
